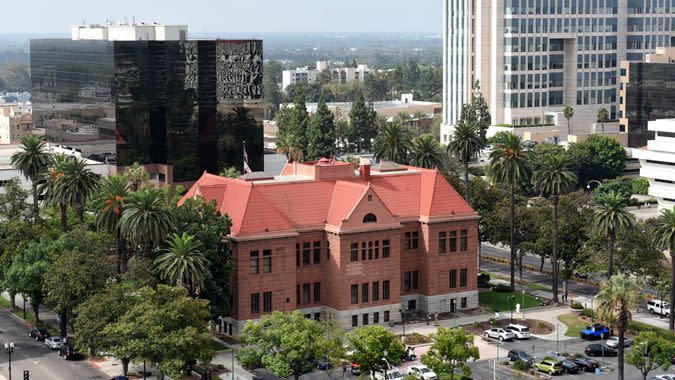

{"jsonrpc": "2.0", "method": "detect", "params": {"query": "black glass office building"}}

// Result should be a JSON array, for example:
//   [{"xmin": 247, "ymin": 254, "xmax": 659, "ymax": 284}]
[
  {"xmin": 620, "ymin": 62, "xmax": 675, "ymax": 148},
  {"xmin": 31, "ymin": 39, "xmax": 263, "ymax": 182}
]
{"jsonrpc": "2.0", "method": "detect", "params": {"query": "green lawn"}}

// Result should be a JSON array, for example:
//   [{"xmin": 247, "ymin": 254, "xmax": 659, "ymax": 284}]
[
  {"xmin": 557, "ymin": 314, "xmax": 587, "ymax": 337},
  {"xmin": 526, "ymin": 283, "xmax": 551, "ymax": 292},
  {"xmin": 478, "ymin": 291, "xmax": 540, "ymax": 312}
]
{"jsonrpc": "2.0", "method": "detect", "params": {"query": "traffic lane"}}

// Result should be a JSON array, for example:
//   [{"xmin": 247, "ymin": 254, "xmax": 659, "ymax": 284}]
[{"xmin": 0, "ymin": 310, "xmax": 105, "ymax": 380}]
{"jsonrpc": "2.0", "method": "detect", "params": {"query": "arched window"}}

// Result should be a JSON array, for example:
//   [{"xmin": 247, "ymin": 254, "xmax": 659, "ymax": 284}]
[{"xmin": 363, "ymin": 213, "xmax": 377, "ymax": 223}]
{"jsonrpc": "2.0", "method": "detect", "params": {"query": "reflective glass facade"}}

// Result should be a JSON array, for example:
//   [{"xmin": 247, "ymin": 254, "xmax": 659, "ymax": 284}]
[{"xmin": 31, "ymin": 39, "xmax": 263, "ymax": 182}]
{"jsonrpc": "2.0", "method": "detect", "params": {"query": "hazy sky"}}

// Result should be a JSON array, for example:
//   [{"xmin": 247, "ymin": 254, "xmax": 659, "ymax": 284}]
[{"xmin": 2, "ymin": 0, "xmax": 442, "ymax": 34}]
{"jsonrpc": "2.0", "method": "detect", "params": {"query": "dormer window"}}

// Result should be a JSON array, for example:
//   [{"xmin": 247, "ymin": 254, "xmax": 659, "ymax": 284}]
[{"xmin": 363, "ymin": 213, "xmax": 377, "ymax": 223}]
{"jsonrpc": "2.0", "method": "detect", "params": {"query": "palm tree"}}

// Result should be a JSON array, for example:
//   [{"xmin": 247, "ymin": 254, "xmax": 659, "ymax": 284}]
[
  {"xmin": 95, "ymin": 175, "xmax": 130, "ymax": 274},
  {"xmin": 124, "ymin": 162, "xmax": 148, "ymax": 191},
  {"xmin": 651, "ymin": 208, "xmax": 675, "ymax": 330},
  {"xmin": 447, "ymin": 120, "xmax": 482, "ymax": 202},
  {"xmin": 10, "ymin": 135, "xmax": 50, "ymax": 222},
  {"xmin": 373, "ymin": 123, "xmax": 411, "ymax": 164},
  {"xmin": 57, "ymin": 158, "xmax": 100, "ymax": 225},
  {"xmin": 592, "ymin": 190, "xmax": 633, "ymax": 278},
  {"xmin": 219, "ymin": 167, "xmax": 242, "ymax": 178},
  {"xmin": 597, "ymin": 107, "xmax": 609, "ymax": 134},
  {"xmin": 119, "ymin": 188, "xmax": 175, "ymax": 257},
  {"xmin": 409, "ymin": 134, "xmax": 448, "ymax": 171},
  {"xmin": 563, "ymin": 105, "xmax": 574, "ymax": 135},
  {"xmin": 276, "ymin": 132, "xmax": 304, "ymax": 163},
  {"xmin": 155, "ymin": 233, "xmax": 210, "ymax": 294},
  {"xmin": 488, "ymin": 132, "xmax": 532, "ymax": 290},
  {"xmin": 37, "ymin": 154, "xmax": 70, "ymax": 233},
  {"xmin": 532, "ymin": 155, "xmax": 578, "ymax": 302},
  {"xmin": 596, "ymin": 274, "xmax": 641, "ymax": 380}
]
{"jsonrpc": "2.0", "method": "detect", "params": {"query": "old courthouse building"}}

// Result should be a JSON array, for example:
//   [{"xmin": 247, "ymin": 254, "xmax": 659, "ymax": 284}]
[{"xmin": 180, "ymin": 159, "xmax": 479, "ymax": 334}]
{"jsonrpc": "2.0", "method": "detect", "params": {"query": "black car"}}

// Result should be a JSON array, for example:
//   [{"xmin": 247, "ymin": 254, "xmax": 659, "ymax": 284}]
[
  {"xmin": 59, "ymin": 344, "xmax": 82, "ymax": 360},
  {"xmin": 585, "ymin": 344, "xmax": 618, "ymax": 357},
  {"xmin": 561, "ymin": 359, "xmax": 580, "ymax": 374},
  {"xmin": 28, "ymin": 328, "xmax": 50, "ymax": 341},
  {"xmin": 507, "ymin": 349, "xmax": 534, "ymax": 366},
  {"xmin": 573, "ymin": 357, "xmax": 598, "ymax": 372}
]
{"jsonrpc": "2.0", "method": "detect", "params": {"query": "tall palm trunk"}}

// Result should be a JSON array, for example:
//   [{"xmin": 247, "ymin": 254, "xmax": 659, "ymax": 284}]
[
  {"xmin": 116, "ymin": 230, "xmax": 127, "ymax": 274},
  {"xmin": 33, "ymin": 302, "xmax": 40, "ymax": 323},
  {"xmin": 31, "ymin": 180, "xmax": 39, "ymax": 224},
  {"xmin": 463, "ymin": 159, "xmax": 470, "ymax": 203},
  {"xmin": 59, "ymin": 202, "xmax": 68, "ymax": 233},
  {"xmin": 670, "ymin": 249, "xmax": 675, "ymax": 330},
  {"xmin": 9, "ymin": 292, "xmax": 16, "ymax": 310},
  {"xmin": 601, "ymin": 122, "xmax": 605, "ymax": 134},
  {"xmin": 617, "ymin": 310, "xmax": 627, "ymax": 380},
  {"xmin": 75, "ymin": 199, "xmax": 85, "ymax": 225},
  {"xmin": 551, "ymin": 194, "xmax": 560, "ymax": 302},
  {"xmin": 509, "ymin": 183, "xmax": 516, "ymax": 290},
  {"xmin": 607, "ymin": 230, "xmax": 616, "ymax": 278}
]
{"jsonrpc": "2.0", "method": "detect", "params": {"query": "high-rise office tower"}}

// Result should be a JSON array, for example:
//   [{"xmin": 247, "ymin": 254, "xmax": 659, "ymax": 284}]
[
  {"xmin": 441, "ymin": 0, "xmax": 675, "ymax": 143},
  {"xmin": 31, "ymin": 22, "xmax": 263, "ymax": 184}
]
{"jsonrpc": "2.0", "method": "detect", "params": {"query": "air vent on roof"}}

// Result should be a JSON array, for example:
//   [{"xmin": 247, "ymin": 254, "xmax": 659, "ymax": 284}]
[
  {"xmin": 371, "ymin": 161, "xmax": 407, "ymax": 172},
  {"xmin": 238, "ymin": 171, "xmax": 274, "ymax": 181}
]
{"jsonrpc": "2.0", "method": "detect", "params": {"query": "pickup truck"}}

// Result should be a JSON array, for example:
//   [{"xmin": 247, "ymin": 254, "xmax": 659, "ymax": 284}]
[{"xmin": 580, "ymin": 324, "xmax": 610, "ymax": 340}]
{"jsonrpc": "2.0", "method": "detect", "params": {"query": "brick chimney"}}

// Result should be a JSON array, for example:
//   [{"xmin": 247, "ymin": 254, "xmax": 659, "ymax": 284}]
[{"xmin": 359, "ymin": 163, "xmax": 371, "ymax": 182}]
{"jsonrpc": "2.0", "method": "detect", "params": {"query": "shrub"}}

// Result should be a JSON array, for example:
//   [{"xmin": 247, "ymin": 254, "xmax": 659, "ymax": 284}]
[
  {"xmin": 513, "ymin": 359, "xmax": 529, "ymax": 371},
  {"xmin": 632, "ymin": 178, "xmax": 649, "ymax": 195},
  {"xmin": 468, "ymin": 166, "xmax": 486, "ymax": 177},
  {"xmin": 537, "ymin": 322, "xmax": 547, "ymax": 330},
  {"xmin": 582, "ymin": 308, "xmax": 595, "ymax": 318},
  {"xmin": 494, "ymin": 284, "xmax": 512, "ymax": 293},
  {"xmin": 404, "ymin": 332, "xmax": 432, "ymax": 345},
  {"xmin": 478, "ymin": 273, "xmax": 491, "ymax": 287},
  {"xmin": 570, "ymin": 303, "xmax": 584, "ymax": 310}
]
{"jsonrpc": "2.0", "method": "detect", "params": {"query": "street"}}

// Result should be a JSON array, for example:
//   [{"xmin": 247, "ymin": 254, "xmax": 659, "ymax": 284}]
[{"xmin": 0, "ymin": 310, "xmax": 105, "ymax": 380}]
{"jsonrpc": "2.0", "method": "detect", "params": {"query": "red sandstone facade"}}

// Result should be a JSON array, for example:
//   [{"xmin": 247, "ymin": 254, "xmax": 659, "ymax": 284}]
[{"xmin": 179, "ymin": 159, "xmax": 480, "ymax": 334}]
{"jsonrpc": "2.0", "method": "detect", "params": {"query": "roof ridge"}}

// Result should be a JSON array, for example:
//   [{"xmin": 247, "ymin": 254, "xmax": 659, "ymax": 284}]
[{"xmin": 249, "ymin": 185, "xmax": 295, "ymax": 228}]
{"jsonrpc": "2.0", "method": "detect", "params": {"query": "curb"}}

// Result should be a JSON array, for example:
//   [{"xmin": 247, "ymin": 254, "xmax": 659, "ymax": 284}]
[{"xmin": 0, "ymin": 308, "xmax": 32, "ymax": 328}]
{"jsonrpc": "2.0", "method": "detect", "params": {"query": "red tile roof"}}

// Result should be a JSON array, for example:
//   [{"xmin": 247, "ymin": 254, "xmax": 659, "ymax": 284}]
[{"xmin": 179, "ymin": 163, "xmax": 477, "ymax": 237}]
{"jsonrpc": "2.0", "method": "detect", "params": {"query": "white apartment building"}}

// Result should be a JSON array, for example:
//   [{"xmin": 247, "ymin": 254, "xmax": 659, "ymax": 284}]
[
  {"xmin": 282, "ymin": 61, "xmax": 370, "ymax": 90},
  {"xmin": 633, "ymin": 118, "xmax": 675, "ymax": 210},
  {"xmin": 71, "ymin": 21, "xmax": 187, "ymax": 41},
  {"xmin": 0, "ymin": 105, "xmax": 32, "ymax": 145},
  {"xmin": 441, "ymin": 0, "xmax": 675, "ymax": 143}
]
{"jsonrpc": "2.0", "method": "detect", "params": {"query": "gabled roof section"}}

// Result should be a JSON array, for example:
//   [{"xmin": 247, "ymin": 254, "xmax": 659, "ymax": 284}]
[
  {"xmin": 369, "ymin": 173, "xmax": 421, "ymax": 217},
  {"xmin": 337, "ymin": 186, "xmax": 400, "ymax": 232},
  {"xmin": 254, "ymin": 181, "xmax": 334, "ymax": 228},
  {"xmin": 327, "ymin": 181, "xmax": 369, "ymax": 226},
  {"xmin": 419, "ymin": 169, "xmax": 476, "ymax": 218},
  {"xmin": 237, "ymin": 187, "xmax": 294, "ymax": 235}
]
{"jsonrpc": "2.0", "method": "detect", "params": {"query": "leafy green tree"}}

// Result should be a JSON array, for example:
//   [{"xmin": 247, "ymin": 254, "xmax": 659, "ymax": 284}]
[
  {"xmin": 119, "ymin": 188, "xmax": 175, "ymax": 257},
  {"xmin": 349, "ymin": 90, "xmax": 377, "ymax": 151},
  {"xmin": 364, "ymin": 72, "xmax": 390, "ymax": 101},
  {"xmin": 632, "ymin": 178, "xmax": 650, "ymax": 195},
  {"xmin": 0, "ymin": 177, "xmax": 30, "ymax": 221},
  {"xmin": 155, "ymin": 233, "xmax": 210, "ymax": 294},
  {"xmin": 447, "ymin": 120, "xmax": 482, "ymax": 202},
  {"xmin": 533, "ymin": 155, "xmax": 578, "ymax": 302},
  {"xmin": 276, "ymin": 90, "xmax": 310, "ymax": 161},
  {"xmin": 57, "ymin": 157, "xmax": 100, "ymax": 225},
  {"xmin": 94, "ymin": 175, "xmax": 130, "ymax": 273},
  {"xmin": 592, "ymin": 190, "xmax": 633, "ymax": 278},
  {"xmin": 627, "ymin": 331, "xmax": 675, "ymax": 380},
  {"xmin": 459, "ymin": 81, "xmax": 492, "ymax": 141},
  {"xmin": 124, "ymin": 162, "xmax": 149, "ymax": 191},
  {"xmin": 10, "ymin": 135, "xmax": 50, "ymax": 222},
  {"xmin": 568, "ymin": 135, "xmax": 627, "ymax": 186},
  {"xmin": 219, "ymin": 167, "xmax": 241, "ymax": 178},
  {"xmin": 103, "ymin": 285, "xmax": 214, "ymax": 379},
  {"xmin": 409, "ymin": 134, "xmax": 448, "ymax": 171},
  {"xmin": 347, "ymin": 325, "xmax": 405, "ymax": 375},
  {"xmin": 488, "ymin": 132, "xmax": 532, "ymax": 290},
  {"xmin": 595, "ymin": 178, "xmax": 632, "ymax": 200},
  {"xmin": 4, "ymin": 239, "xmax": 50, "ymax": 322},
  {"xmin": 263, "ymin": 60, "xmax": 284, "ymax": 119},
  {"xmin": 421, "ymin": 327, "xmax": 479, "ymax": 378},
  {"xmin": 238, "ymin": 311, "xmax": 343, "ymax": 380},
  {"xmin": 652, "ymin": 208, "xmax": 675, "ymax": 330},
  {"xmin": 306, "ymin": 94, "xmax": 336, "ymax": 161},
  {"xmin": 528, "ymin": 143, "xmax": 566, "ymax": 173},
  {"xmin": 596, "ymin": 274, "xmax": 641, "ymax": 380},
  {"xmin": 563, "ymin": 105, "xmax": 574, "ymax": 135},
  {"xmin": 373, "ymin": 123, "xmax": 411, "ymax": 164}
]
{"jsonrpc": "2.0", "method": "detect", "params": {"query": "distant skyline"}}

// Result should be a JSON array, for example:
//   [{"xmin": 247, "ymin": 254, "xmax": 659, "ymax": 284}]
[{"xmin": 1, "ymin": 0, "xmax": 442, "ymax": 34}]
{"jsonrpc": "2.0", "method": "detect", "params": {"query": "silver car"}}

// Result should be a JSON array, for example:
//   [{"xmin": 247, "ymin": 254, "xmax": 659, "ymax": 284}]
[
  {"xmin": 606, "ymin": 336, "xmax": 633, "ymax": 348},
  {"xmin": 484, "ymin": 328, "xmax": 517, "ymax": 341},
  {"xmin": 44, "ymin": 336, "xmax": 65, "ymax": 350}
]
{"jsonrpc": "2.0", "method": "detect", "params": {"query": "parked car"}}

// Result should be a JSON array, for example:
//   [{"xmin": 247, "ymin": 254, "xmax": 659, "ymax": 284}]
[
  {"xmin": 373, "ymin": 368, "xmax": 404, "ymax": 380},
  {"xmin": 573, "ymin": 270, "xmax": 589, "ymax": 279},
  {"xmin": 580, "ymin": 324, "xmax": 611, "ymax": 340},
  {"xmin": 606, "ymin": 336, "xmax": 633, "ymax": 348},
  {"xmin": 544, "ymin": 352, "xmax": 568, "ymax": 362},
  {"xmin": 484, "ymin": 328, "xmax": 517, "ymax": 341},
  {"xmin": 651, "ymin": 375, "xmax": 675, "ymax": 380},
  {"xmin": 507, "ymin": 349, "xmax": 534, "ymax": 366},
  {"xmin": 505, "ymin": 324, "xmax": 531, "ymax": 339},
  {"xmin": 535, "ymin": 359, "xmax": 563, "ymax": 375},
  {"xmin": 59, "ymin": 344, "xmax": 82, "ymax": 360},
  {"xmin": 317, "ymin": 356, "xmax": 332, "ymax": 370},
  {"xmin": 407, "ymin": 365, "xmax": 438, "ymax": 380},
  {"xmin": 44, "ymin": 336, "xmax": 66, "ymax": 350},
  {"xmin": 572, "ymin": 357, "xmax": 598, "ymax": 372},
  {"xmin": 28, "ymin": 328, "xmax": 50, "ymax": 341},
  {"xmin": 648, "ymin": 300, "xmax": 671, "ymax": 317},
  {"xmin": 109, "ymin": 377, "xmax": 129, "ymax": 380},
  {"xmin": 585, "ymin": 343, "xmax": 618, "ymax": 357},
  {"xmin": 561, "ymin": 359, "xmax": 580, "ymax": 374}
]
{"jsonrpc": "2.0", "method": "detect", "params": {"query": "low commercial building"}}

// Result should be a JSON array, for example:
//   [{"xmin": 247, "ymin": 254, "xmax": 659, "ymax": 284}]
[
  {"xmin": 180, "ymin": 159, "xmax": 479, "ymax": 335},
  {"xmin": 304, "ymin": 93, "xmax": 441, "ymax": 122},
  {"xmin": 282, "ymin": 61, "xmax": 370, "ymax": 90},
  {"xmin": 632, "ymin": 118, "xmax": 675, "ymax": 210},
  {"xmin": 0, "ymin": 105, "xmax": 33, "ymax": 144}
]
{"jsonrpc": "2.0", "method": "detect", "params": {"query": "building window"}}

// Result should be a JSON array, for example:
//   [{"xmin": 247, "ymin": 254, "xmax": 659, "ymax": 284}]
[
  {"xmin": 382, "ymin": 240, "xmax": 390, "ymax": 258},
  {"xmin": 404, "ymin": 271, "xmax": 412, "ymax": 291},
  {"xmin": 295, "ymin": 243, "xmax": 300, "ymax": 266},
  {"xmin": 411, "ymin": 231, "xmax": 419, "ymax": 249},
  {"xmin": 449, "ymin": 231, "xmax": 457, "ymax": 252},
  {"xmin": 352, "ymin": 315, "xmax": 358, "ymax": 327},
  {"xmin": 374, "ymin": 240, "xmax": 379, "ymax": 259},
  {"xmin": 362, "ymin": 283, "xmax": 369, "ymax": 303},
  {"xmin": 412, "ymin": 270, "xmax": 419, "ymax": 290},
  {"xmin": 384, "ymin": 310, "xmax": 390, "ymax": 322},
  {"xmin": 313, "ymin": 282, "xmax": 321, "ymax": 302},
  {"xmin": 351, "ymin": 242, "xmax": 359, "ymax": 262},
  {"xmin": 263, "ymin": 291, "xmax": 272, "ymax": 312},
  {"xmin": 461, "ymin": 297, "xmax": 467, "ymax": 309},
  {"xmin": 362, "ymin": 314, "xmax": 369, "ymax": 325},
  {"xmin": 303, "ymin": 283, "xmax": 310, "ymax": 304},
  {"xmin": 351, "ymin": 284, "xmax": 359, "ymax": 304},
  {"xmin": 326, "ymin": 240, "xmax": 330, "ymax": 259},
  {"xmin": 373, "ymin": 312, "xmax": 380, "ymax": 324},
  {"xmin": 249, "ymin": 251, "xmax": 259, "ymax": 274},
  {"xmin": 296, "ymin": 285, "xmax": 300, "ymax": 305},
  {"xmin": 303, "ymin": 242, "xmax": 311, "ymax": 265},
  {"xmin": 460, "ymin": 268, "xmax": 468, "ymax": 287},
  {"xmin": 314, "ymin": 312, "xmax": 321, "ymax": 321},
  {"xmin": 460, "ymin": 230, "xmax": 468, "ymax": 251},
  {"xmin": 438, "ymin": 231, "xmax": 446, "ymax": 253},
  {"xmin": 250, "ymin": 293, "xmax": 260, "ymax": 314},
  {"xmin": 372, "ymin": 282, "xmax": 379, "ymax": 302},
  {"xmin": 405, "ymin": 231, "xmax": 419, "ymax": 250},
  {"xmin": 262, "ymin": 249, "xmax": 272, "ymax": 273},
  {"xmin": 313, "ymin": 241, "xmax": 321, "ymax": 264},
  {"xmin": 383, "ymin": 280, "xmax": 390, "ymax": 300},
  {"xmin": 363, "ymin": 213, "xmax": 377, "ymax": 223},
  {"xmin": 450, "ymin": 269, "xmax": 457, "ymax": 289},
  {"xmin": 361, "ymin": 242, "xmax": 366, "ymax": 261}
]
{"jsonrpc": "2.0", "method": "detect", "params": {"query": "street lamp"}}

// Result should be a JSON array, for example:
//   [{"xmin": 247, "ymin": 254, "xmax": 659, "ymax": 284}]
[
  {"xmin": 556, "ymin": 323, "xmax": 560, "ymax": 352},
  {"xmin": 508, "ymin": 295, "xmax": 515, "ymax": 323},
  {"xmin": 399, "ymin": 309, "xmax": 406, "ymax": 340},
  {"xmin": 586, "ymin": 180, "xmax": 602, "ymax": 190},
  {"xmin": 521, "ymin": 290, "xmax": 526, "ymax": 320},
  {"xmin": 4, "ymin": 342, "xmax": 14, "ymax": 380}
]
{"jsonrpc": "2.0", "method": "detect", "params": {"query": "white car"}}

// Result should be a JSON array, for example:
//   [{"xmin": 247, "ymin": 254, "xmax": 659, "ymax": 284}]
[
  {"xmin": 648, "ymin": 300, "xmax": 671, "ymax": 317},
  {"xmin": 44, "ymin": 336, "xmax": 65, "ymax": 350},
  {"xmin": 484, "ymin": 328, "xmax": 517, "ymax": 341},
  {"xmin": 651, "ymin": 375, "xmax": 675, "ymax": 380},
  {"xmin": 505, "ymin": 324, "xmax": 532, "ymax": 339},
  {"xmin": 606, "ymin": 336, "xmax": 633, "ymax": 348},
  {"xmin": 373, "ymin": 369, "xmax": 404, "ymax": 380},
  {"xmin": 407, "ymin": 365, "xmax": 438, "ymax": 380}
]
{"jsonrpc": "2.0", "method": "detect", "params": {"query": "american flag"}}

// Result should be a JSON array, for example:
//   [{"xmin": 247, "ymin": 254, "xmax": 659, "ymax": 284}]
[{"xmin": 243, "ymin": 141, "xmax": 252, "ymax": 174}]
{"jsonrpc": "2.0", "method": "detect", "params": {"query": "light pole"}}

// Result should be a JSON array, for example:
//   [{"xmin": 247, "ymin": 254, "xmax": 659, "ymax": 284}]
[
  {"xmin": 521, "ymin": 290, "xmax": 526, "ymax": 320},
  {"xmin": 5, "ymin": 342, "xmax": 14, "ymax": 380},
  {"xmin": 556, "ymin": 323, "xmax": 560, "ymax": 352},
  {"xmin": 586, "ymin": 180, "xmax": 602, "ymax": 190},
  {"xmin": 508, "ymin": 295, "xmax": 515, "ymax": 323},
  {"xmin": 591, "ymin": 297, "xmax": 594, "ymax": 324},
  {"xmin": 399, "ymin": 309, "xmax": 406, "ymax": 340},
  {"xmin": 600, "ymin": 334, "xmax": 605, "ymax": 367}
]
